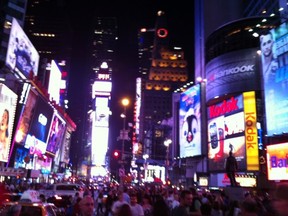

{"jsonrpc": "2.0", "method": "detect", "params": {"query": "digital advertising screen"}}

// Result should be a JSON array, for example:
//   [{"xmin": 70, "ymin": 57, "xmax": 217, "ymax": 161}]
[
  {"xmin": 260, "ymin": 23, "xmax": 288, "ymax": 136},
  {"xmin": 208, "ymin": 94, "xmax": 245, "ymax": 171},
  {"xmin": 0, "ymin": 84, "xmax": 18, "ymax": 162},
  {"xmin": 207, "ymin": 91, "xmax": 259, "ymax": 172},
  {"xmin": 14, "ymin": 88, "xmax": 37, "ymax": 145},
  {"xmin": 267, "ymin": 143, "xmax": 288, "ymax": 181},
  {"xmin": 24, "ymin": 96, "xmax": 54, "ymax": 155},
  {"xmin": 48, "ymin": 60, "xmax": 61, "ymax": 105},
  {"xmin": 5, "ymin": 18, "xmax": 39, "ymax": 78},
  {"xmin": 179, "ymin": 84, "xmax": 201, "ymax": 158},
  {"xmin": 46, "ymin": 113, "xmax": 66, "ymax": 155}
]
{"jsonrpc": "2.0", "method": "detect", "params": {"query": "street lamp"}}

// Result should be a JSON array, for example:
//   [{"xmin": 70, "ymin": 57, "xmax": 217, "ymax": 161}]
[
  {"xmin": 119, "ymin": 97, "xmax": 129, "ymax": 187},
  {"xmin": 164, "ymin": 139, "xmax": 172, "ymax": 181},
  {"xmin": 143, "ymin": 154, "xmax": 149, "ymax": 181}
]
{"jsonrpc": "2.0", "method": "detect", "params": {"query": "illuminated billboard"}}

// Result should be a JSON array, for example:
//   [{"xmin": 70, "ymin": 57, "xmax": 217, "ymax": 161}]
[
  {"xmin": 24, "ymin": 96, "xmax": 54, "ymax": 155},
  {"xmin": 179, "ymin": 84, "xmax": 201, "ymax": 158},
  {"xmin": 267, "ymin": 143, "xmax": 288, "ymax": 181},
  {"xmin": 0, "ymin": 84, "xmax": 18, "ymax": 162},
  {"xmin": 5, "ymin": 18, "xmax": 39, "ymax": 78},
  {"xmin": 260, "ymin": 23, "xmax": 288, "ymax": 136},
  {"xmin": 206, "ymin": 48, "xmax": 260, "ymax": 102},
  {"xmin": 207, "ymin": 92, "xmax": 259, "ymax": 171},
  {"xmin": 46, "ymin": 113, "xmax": 66, "ymax": 155},
  {"xmin": 48, "ymin": 60, "xmax": 61, "ymax": 105},
  {"xmin": 14, "ymin": 87, "xmax": 37, "ymax": 144},
  {"xmin": 92, "ymin": 81, "xmax": 112, "ymax": 98}
]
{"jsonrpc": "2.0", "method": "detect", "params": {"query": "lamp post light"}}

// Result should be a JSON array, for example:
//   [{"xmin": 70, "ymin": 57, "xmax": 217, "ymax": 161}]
[
  {"xmin": 164, "ymin": 139, "xmax": 172, "ymax": 181},
  {"xmin": 119, "ymin": 97, "xmax": 129, "ymax": 188},
  {"xmin": 143, "ymin": 154, "xmax": 149, "ymax": 181}
]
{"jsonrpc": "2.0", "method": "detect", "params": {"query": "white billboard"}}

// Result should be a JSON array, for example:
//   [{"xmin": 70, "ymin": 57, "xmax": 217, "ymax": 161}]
[{"xmin": 6, "ymin": 18, "xmax": 39, "ymax": 78}]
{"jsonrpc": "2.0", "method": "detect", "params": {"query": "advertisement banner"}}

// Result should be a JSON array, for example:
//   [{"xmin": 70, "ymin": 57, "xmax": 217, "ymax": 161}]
[
  {"xmin": 24, "ymin": 96, "xmax": 54, "ymax": 155},
  {"xmin": 0, "ymin": 84, "xmax": 18, "ymax": 162},
  {"xmin": 243, "ymin": 91, "xmax": 259, "ymax": 171},
  {"xmin": 46, "ymin": 113, "xmax": 66, "ymax": 155},
  {"xmin": 267, "ymin": 143, "xmax": 288, "ymax": 181},
  {"xmin": 207, "ymin": 94, "xmax": 246, "ymax": 171},
  {"xmin": 14, "ymin": 88, "xmax": 37, "ymax": 145},
  {"xmin": 5, "ymin": 18, "xmax": 39, "ymax": 78},
  {"xmin": 260, "ymin": 23, "xmax": 288, "ymax": 136},
  {"xmin": 179, "ymin": 84, "xmax": 201, "ymax": 158},
  {"xmin": 206, "ymin": 48, "xmax": 260, "ymax": 102}
]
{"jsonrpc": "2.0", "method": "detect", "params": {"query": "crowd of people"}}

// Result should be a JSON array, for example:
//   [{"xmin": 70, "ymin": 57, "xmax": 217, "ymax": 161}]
[
  {"xmin": 2, "ymin": 180, "xmax": 288, "ymax": 216},
  {"xmin": 51, "ymin": 182, "xmax": 288, "ymax": 216}
]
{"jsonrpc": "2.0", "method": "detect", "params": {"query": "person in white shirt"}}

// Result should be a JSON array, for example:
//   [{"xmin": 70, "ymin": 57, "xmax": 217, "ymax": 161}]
[
  {"xmin": 130, "ymin": 193, "xmax": 144, "ymax": 216},
  {"xmin": 111, "ymin": 191, "xmax": 129, "ymax": 216}
]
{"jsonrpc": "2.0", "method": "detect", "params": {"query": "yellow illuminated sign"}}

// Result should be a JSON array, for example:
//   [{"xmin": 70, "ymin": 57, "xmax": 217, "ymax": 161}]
[{"xmin": 243, "ymin": 91, "xmax": 259, "ymax": 171}]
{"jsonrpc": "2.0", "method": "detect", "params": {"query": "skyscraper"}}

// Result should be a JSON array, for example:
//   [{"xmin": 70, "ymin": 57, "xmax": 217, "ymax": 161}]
[{"xmin": 136, "ymin": 11, "xmax": 189, "ymax": 166}]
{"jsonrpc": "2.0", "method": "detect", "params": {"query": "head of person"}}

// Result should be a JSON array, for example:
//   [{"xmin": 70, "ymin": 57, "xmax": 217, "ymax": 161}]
[
  {"xmin": 79, "ymin": 195, "xmax": 94, "ymax": 216},
  {"xmin": 180, "ymin": 189, "xmax": 193, "ymax": 207},
  {"xmin": 118, "ymin": 203, "xmax": 132, "ymax": 216},
  {"xmin": 260, "ymin": 32, "xmax": 274, "ymax": 58},
  {"xmin": 0, "ymin": 109, "xmax": 9, "ymax": 137},
  {"xmin": 273, "ymin": 182, "xmax": 288, "ymax": 216},
  {"xmin": 130, "ymin": 193, "xmax": 138, "ymax": 205}
]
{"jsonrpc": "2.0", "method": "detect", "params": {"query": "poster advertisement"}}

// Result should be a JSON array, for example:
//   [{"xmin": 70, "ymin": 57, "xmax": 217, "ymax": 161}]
[
  {"xmin": 0, "ymin": 84, "xmax": 18, "ymax": 162},
  {"xmin": 5, "ymin": 18, "xmax": 39, "ymax": 78},
  {"xmin": 179, "ymin": 84, "xmax": 201, "ymax": 158}
]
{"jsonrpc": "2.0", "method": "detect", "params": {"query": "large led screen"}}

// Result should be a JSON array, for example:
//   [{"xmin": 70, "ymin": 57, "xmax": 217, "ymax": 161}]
[
  {"xmin": 14, "ymin": 88, "xmax": 37, "ymax": 144},
  {"xmin": 266, "ymin": 143, "xmax": 288, "ymax": 181},
  {"xmin": 46, "ymin": 113, "xmax": 66, "ymax": 155},
  {"xmin": 260, "ymin": 23, "xmax": 288, "ymax": 136},
  {"xmin": 179, "ymin": 84, "xmax": 201, "ymax": 158},
  {"xmin": 6, "ymin": 18, "xmax": 39, "ymax": 78},
  {"xmin": 0, "ymin": 84, "xmax": 18, "ymax": 162},
  {"xmin": 48, "ymin": 60, "xmax": 61, "ymax": 105},
  {"xmin": 24, "ymin": 96, "xmax": 54, "ymax": 155}
]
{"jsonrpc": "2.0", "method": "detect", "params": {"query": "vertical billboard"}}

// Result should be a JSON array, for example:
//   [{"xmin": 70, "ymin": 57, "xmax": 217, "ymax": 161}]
[
  {"xmin": 179, "ymin": 84, "xmax": 201, "ymax": 158},
  {"xmin": 48, "ymin": 60, "xmax": 62, "ymax": 105},
  {"xmin": 14, "ymin": 88, "xmax": 37, "ymax": 144},
  {"xmin": 24, "ymin": 96, "xmax": 54, "ymax": 155},
  {"xmin": 207, "ymin": 92, "xmax": 259, "ymax": 171},
  {"xmin": 0, "ymin": 84, "xmax": 18, "ymax": 162},
  {"xmin": 260, "ymin": 23, "xmax": 288, "ymax": 136},
  {"xmin": 5, "ymin": 18, "xmax": 39, "ymax": 78},
  {"xmin": 46, "ymin": 113, "xmax": 66, "ymax": 155},
  {"xmin": 267, "ymin": 143, "xmax": 288, "ymax": 181}
]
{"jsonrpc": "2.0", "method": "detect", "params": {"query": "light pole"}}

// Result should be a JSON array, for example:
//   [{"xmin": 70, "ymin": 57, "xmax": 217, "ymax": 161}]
[
  {"xmin": 119, "ymin": 97, "xmax": 129, "ymax": 187},
  {"xmin": 164, "ymin": 139, "xmax": 172, "ymax": 181},
  {"xmin": 143, "ymin": 154, "xmax": 149, "ymax": 181}
]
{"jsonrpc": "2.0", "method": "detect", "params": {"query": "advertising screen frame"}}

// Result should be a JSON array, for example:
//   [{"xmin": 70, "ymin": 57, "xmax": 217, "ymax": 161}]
[
  {"xmin": 260, "ymin": 23, "xmax": 288, "ymax": 136},
  {"xmin": 5, "ymin": 18, "xmax": 39, "ymax": 78},
  {"xmin": 24, "ymin": 96, "xmax": 54, "ymax": 155},
  {"xmin": 0, "ymin": 84, "xmax": 18, "ymax": 162},
  {"xmin": 266, "ymin": 143, "xmax": 288, "ymax": 181},
  {"xmin": 179, "ymin": 84, "xmax": 201, "ymax": 158},
  {"xmin": 46, "ymin": 113, "xmax": 66, "ymax": 155}
]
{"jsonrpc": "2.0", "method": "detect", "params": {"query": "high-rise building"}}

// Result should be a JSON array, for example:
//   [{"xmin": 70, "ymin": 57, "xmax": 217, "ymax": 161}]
[
  {"xmin": 136, "ymin": 11, "xmax": 189, "ymax": 166},
  {"xmin": 24, "ymin": 0, "xmax": 72, "ymax": 109},
  {"xmin": 85, "ymin": 16, "xmax": 118, "ymax": 178},
  {"xmin": 194, "ymin": 0, "xmax": 283, "ymax": 80}
]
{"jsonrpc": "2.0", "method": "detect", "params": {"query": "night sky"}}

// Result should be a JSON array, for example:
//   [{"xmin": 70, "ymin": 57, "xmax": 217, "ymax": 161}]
[{"xmin": 65, "ymin": 1, "xmax": 194, "ymax": 158}]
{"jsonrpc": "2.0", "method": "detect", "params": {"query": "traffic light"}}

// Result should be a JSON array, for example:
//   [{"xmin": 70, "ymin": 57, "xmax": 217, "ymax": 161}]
[{"xmin": 113, "ymin": 150, "xmax": 120, "ymax": 159}]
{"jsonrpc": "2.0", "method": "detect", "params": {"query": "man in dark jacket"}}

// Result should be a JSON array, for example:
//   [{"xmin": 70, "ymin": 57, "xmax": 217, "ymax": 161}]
[{"xmin": 225, "ymin": 151, "xmax": 238, "ymax": 186}]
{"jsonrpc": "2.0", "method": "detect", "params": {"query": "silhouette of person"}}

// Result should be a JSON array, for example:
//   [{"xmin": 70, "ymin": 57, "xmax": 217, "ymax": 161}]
[{"xmin": 225, "ymin": 151, "xmax": 238, "ymax": 187}]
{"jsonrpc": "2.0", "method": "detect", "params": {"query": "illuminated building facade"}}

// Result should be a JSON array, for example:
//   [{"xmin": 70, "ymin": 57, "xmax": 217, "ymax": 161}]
[
  {"xmin": 136, "ymin": 11, "xmax": 189, "ymax": 169},
  {"xmin": 86, "ymin": 17, "xmax": 117, "ymax": 178}
]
